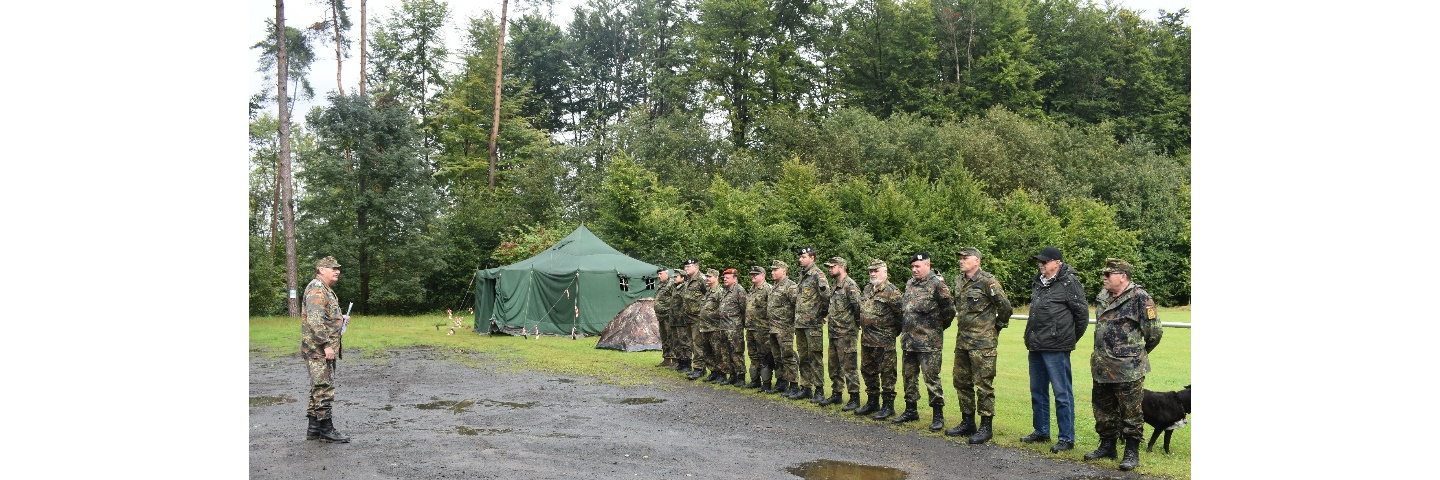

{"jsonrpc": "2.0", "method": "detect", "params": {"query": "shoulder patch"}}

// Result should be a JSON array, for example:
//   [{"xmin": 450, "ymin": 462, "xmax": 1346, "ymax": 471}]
[{"xmin": 1145, "ymin": 299, "xmax": 1157, "ymax": 320}]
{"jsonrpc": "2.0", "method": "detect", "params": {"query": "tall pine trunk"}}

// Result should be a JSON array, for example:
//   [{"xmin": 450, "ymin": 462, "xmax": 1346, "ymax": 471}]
[
  {"xmin": 359, "ymin": 0, "xmax": 367, "ymax": 98},
  {"xmin": 487, "ymin": 0, "xmax": 509, "ymax": 189},
  {"xmin": 276, "ymin": 0, "xmax": 301, "ymax": 317}
]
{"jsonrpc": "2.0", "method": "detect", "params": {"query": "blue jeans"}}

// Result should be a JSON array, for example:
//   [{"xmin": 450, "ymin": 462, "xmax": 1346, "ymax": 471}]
[{"xmin": 1028, "ymin": 351, "xmax": 1075, "ymax": 442}]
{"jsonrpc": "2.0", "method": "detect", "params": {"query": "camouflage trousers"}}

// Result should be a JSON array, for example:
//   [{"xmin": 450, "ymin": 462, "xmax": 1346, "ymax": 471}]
[
  {"xmin": 695, "ymin": 329, "xmax": 727, "ymax": 373},
  {"xmin": 861, "ymin": 345, "xmax": 898, "ymax": 396},
  {"xmin": 670, "ymin": 323, "xmax": 693, "ymax": 364},
  {"xmin": 827, "ymin": 331, "xmax": 860, "ymax": 394},
  {"xmin": 795, "ymin": 327, "xmax": 824, "ymax": 388},
  {"xmin": 745, "ymin": 329, "xmax": 773, "ymax": 379},
  {"xmin": 952, "ymin": 348, "xmax": 998, "ymax": 416},
  {"xmin": 1092, "ymin": 378, "xmax": 1146, "ymax": 440},
  {"xmin": 901, "ymin": 350, "xmax": 945, "ymax": 407},
  {"xmin": 726, "ymin": 329, "xmax": 746, "ymax": 376},
  {"xmin": 305, "ymin": 357, "xmax": 338, "ymax": 420},
  {"xmin": 768, "ymin": 330, "xmax": 799, "ymax": 383},
  {"xmin": 658, "ymin": 316, "xmax": 673, "ymax": 360}
]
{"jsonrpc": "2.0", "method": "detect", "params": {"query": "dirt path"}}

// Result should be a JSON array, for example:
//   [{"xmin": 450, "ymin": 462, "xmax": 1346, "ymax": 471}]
[{"xmin": 249, "ymin": 346, "xmax": 1155, "ymax": 479}]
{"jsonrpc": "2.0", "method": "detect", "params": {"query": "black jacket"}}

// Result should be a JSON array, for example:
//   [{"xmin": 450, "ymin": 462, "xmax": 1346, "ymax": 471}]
[{"xmin": 1025, "ymin": 263, "xmax": 1089, "ymax": 352}]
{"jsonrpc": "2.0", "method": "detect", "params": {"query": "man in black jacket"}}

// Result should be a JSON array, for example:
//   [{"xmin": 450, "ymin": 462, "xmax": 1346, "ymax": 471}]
[{"xmin": 1020, "ymin": 246, "xmax": 1089, "ymax": 453}]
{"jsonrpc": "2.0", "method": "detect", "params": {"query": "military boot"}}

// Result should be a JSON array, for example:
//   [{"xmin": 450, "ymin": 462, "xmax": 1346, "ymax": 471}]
[
  {"xmin": 765, "ymin": 379, "xmax": 787, "ymax": 395},
  {"xmin": 928, "ymin": 408, "xmax": 946, "ymax": 432},
  {"xmin": 854, "ymin": 394, "xmax": 878, "ymax": 416},
  {"xmin": 789, "ymin": 386, "xmax": 812, "ymax": 400},
  {"xmin": 708, "ymin": 370, "xmax": 727, "ymax": 383},
  {"xmin": 316, "ymin": 417, "xmax": 350, "ymax": 443},
  {"xmin": 1118, "ymin": 438, "xmax": 1141, "ymax": 471},
  {"xmin": 687, "ymin": 368, "xmax": 707, "ymax": 381},
  {"xmin": 967, "ymin": 416, "xmax": 994, "ymax": 444},
  {"xmin": 306, "ymin": 414, "xmax": 322, "ymax": 440},
  {"xmin": 945, "ymin": 413, "xmax": 976, "ymax": 437},
  {"xmin": 1084, "ymin": 438, "xmax": 1118, "ymax": 460},
  {"xmin": 891, "ymin": 402, "xmax": 920, "ymax": 423},
  {"xmin": 676, "ymin": 359, "xmax": 691, "ymax": 374},
  {"xmin": 730, "ymin": 373, "xmax": 746, "ymax": 387},
  {"xmin": 811, "ymin": 386, "xmax": 829, "ymax": 404},
  {"xmin": 818, "ymin": 390, "xmax": 843, "ymax": 407},
  {"xmin": 841, "ymin": 393, "xmax": 861, "ymax": 412},
  {"xmin": 871, "ymin": 395, "xmax": 896, "ymax": 421}
]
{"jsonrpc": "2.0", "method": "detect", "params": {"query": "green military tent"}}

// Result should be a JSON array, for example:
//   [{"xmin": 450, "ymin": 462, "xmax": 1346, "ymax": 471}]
[{"xmin": 473, "ymin": 225, "xmax": 661, "ymax": 336}]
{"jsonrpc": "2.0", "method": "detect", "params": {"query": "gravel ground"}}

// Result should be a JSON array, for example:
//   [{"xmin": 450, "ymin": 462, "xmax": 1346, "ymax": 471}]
[{"xmin": 249, "ymin": 346, "xmax": 1155, "ymax": 479}]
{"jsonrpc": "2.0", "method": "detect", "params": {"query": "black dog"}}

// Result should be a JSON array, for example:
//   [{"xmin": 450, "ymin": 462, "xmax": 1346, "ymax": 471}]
[{"xmin": 1142, "ymin": 384, "xmax": 1191, "ymax": 454}]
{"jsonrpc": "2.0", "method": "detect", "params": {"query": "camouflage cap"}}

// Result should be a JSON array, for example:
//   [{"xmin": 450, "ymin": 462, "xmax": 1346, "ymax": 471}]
[
  {"xmin": 824, "ymin": 256, "xmax": 847, "ymax": 267},
  {"xmin": 1102, "ymin": 258, "xmax": 1133, "ymax": 276},
  {"xmin": 749, "ymin": 265, "xmax": 765, "ymax": 276},
  {"xmin": 956, "ymin": 247, "xmax": 982, "ymax": 258},
  {"xmin": 316, "ymin": 256, "xmax": 341, "ymax": 269},
  {"xmin": 770, "ymin": 260, "xmax": 789, "ymax": 271},
  {"xmin": 705, "ymin": 268, "xmax": 720, "ymax": 278},
  {"xmin": 867, "ymin": 259, "xmax": 887, "ymax": 271}
]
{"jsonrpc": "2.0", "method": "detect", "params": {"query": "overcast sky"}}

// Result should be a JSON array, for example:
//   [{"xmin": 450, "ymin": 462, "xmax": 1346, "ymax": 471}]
[{"xmin": 248, "ymin": 0, "xmax": 1194, "ymax": 116}]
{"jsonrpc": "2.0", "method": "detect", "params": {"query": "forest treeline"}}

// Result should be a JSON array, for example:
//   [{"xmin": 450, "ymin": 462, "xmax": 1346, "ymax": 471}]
[{"xmin": 249, "ymin": 0, "xmax": 1190, "ymax": 316}]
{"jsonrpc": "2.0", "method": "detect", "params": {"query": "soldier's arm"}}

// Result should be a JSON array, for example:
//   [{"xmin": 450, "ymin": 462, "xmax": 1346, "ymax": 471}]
[
  {"xmin": 816, "ymin": 275, "xmax": 830, "ymax": 318},
  {"xmin": 936, "ymin": 280, "xmax": 956, "ymax": 330},
  {"xmin": 303, "ymin": 287, "xmax": 333, "ymax": 347},
  {"xmin": 1142, "ymin": 296, "xmax": 1163, "ymax": 352},
  {"xmin": 991, "ymin": 279, "xmax": 1013, "ymax": 331}
]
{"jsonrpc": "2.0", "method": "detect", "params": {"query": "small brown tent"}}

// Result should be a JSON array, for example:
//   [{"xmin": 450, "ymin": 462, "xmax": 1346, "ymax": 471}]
[{"xmin": 594, "ymin": 298, "xmax": 661, "ymax": 352}]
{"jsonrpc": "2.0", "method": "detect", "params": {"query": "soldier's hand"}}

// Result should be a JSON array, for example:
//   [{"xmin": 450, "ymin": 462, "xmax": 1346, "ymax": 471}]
[{"xmin": 325, "ymin": 347, "xmax": 336, "ymax": 360}]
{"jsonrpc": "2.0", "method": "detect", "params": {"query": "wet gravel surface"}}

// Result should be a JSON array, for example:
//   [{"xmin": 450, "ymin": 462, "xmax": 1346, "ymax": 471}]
[{"xmin": 249, "ymin": 346, "xmax": 1155, "ymax": 479}]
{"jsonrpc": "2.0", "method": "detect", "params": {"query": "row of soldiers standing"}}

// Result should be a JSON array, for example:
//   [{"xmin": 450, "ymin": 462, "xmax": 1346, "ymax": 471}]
[{"xmin": 651, "ymin": 248, "xmax": 968, "ymax": 428}]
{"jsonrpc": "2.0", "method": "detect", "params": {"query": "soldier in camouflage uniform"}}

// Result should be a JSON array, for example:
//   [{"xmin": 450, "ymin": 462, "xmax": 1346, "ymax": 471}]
[
  {"xmin": 653, "ymin": 268, "xmax": 675, "ymax": 368},
  {"xmin": 856, "ymin": 259, "xmax": 902, "ymax": 420},
  {"xmin": 718, "ymin": 268, "xmax": 748, "ymax": 386},
  {"xmin": 693, "ymin": 268, "xmax": 727, "ymax": 382},
  {"xmin": 820, "ymin": 256, "xmax": 863, "ymax": 410},
  {"xmin": 764, "ymin": 260, "xmax": 801, "ymax": 397},
  {"xmin": 895, "ymin": 252, "xmax": 955, "ymax": 432},
  {"xmin": 675, "ymin": 258, "xmax": 705, "ymax": 376},
  {"xmin": 302, "ymin": 256, "xmax": 351, "ymax": 443},
  {"xmin": 668, "ymin": 271, "xmax": 690, "ymax": 372},
  {"xmin": 1084, "ymin": 258, "xmax": 1163, "ymax": 471},
  {"xmin": 791, "ymin": 246, "xmax": 830, "ymax": 403},
  {"xmin": 943, "ymin": 247, "xmax": 1013, "ymax": 444},
  {"xmin": 743, "ymin": 266, "xmax": 774, "ymax": 390}
]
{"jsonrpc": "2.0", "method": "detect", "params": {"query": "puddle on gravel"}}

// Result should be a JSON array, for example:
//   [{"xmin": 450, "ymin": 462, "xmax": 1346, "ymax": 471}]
[
  {"xmin": 457, "ymin": 427, "xmax": 514, "ymax": 436},
  {"xmin": 480, "ymin": 399, "xmax": 540, "ymax": 409},
  {"xmin": 415, "ymin": 400, "xmax": 475, "ymax": 414},
  {"xmin": 550, "ymin": 378, "xmax": 577, "ymax": 384},
  {"xmin": 601, "ymin": 397, "xmax": 666, "ymax": 405},
  {"xmin": 250, "ymin": 395, "xmax": 295, "ymax": 407},
  {"xmin": 785, "ymin": 459, "xmax": 909, "ymax": 480}
]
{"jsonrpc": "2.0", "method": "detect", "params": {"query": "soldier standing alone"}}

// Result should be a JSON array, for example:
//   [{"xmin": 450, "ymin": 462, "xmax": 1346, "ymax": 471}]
[
  {"xmin": 943, "ymin": 247, "xmax": 1013, "ymax": 444},
  {"xmin": 895, "ymin": 252, "xmax": 956, "ymax": 432},
  {"xmin": 302, "ymin": 256, "xmax": 350, "ymax": 443}
]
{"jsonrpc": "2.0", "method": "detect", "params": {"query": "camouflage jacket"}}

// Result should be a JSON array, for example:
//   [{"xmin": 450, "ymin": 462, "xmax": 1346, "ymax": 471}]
[
  {"xmin": 860, "ymin": 281, "xmax": 903, "ymax": 348},
  {"xmin": 744, "ymin": 282, "xmax": 771, "ymax": 331},
  {"xmin": 653, "ymin": 281, "xmax": 676, "ymax": 324},
  {"xmin": 794, "ymin": 263, "xmax": 830, "ymax": 329},
  {"xmin": 767, "ymin": 277, "xmax": 798, "ymax": 334},
  {"xmin": 301, "ymin": 276, "xmax": 343, "ymax": 360},
  {"xmin": 717, "ymin": 283, "xmax": 747, "ymax": 331},
  {"xmin": 952, "ymin": 269, "xmax": 1013, "ymax": 350},
  {"xmin": 699, "ymin": 284, "xmax": 724, "ymax": 332},
  {"xmin": 1091, "ymin": 282, "xmax": 1163, "ymax": 383},
  {"xmin": 675, "ymin": 274, "xmax": 707, "ymax": 326},
  {"xmin": 826, "ymin": 275, "xmax": 863, "ymax": 337},
  {"xmin": 900, "ymin": 271, "xmax": 955, "ymax": 352}
]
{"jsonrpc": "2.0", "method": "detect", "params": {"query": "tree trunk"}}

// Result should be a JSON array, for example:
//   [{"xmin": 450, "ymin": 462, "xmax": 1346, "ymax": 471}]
[
  {"xmin": 358, "ymin": 175, "xmax": 370, "ymax": 314},
  {"xmin": 276, "ymin": 0, "xmax": 301, "ymax": 317},
  {"xmin": 487, "ymin": 0, "xmax": 509, "ymax": 190},
  {"xmin": 359, "ymin": 0, "xmax": 367, "ymax": 98}
]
